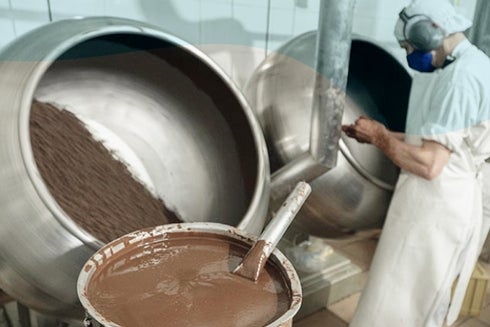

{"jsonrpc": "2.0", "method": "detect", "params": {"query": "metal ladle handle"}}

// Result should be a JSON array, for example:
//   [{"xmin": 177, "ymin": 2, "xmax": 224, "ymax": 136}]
[
  {"xmin": 233, "ymin": 181, "xmax": 311, "ymax": 281},
  {"xmin": 259, "ymin": 181, "xmax": 311, "ymax": 259}
]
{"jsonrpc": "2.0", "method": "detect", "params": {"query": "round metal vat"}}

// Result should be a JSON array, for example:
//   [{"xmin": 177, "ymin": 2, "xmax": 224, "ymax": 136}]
[
  {"xmin": 78, "ymin": 222, "xmax": 302, "ymax": 327},
  {"xmin": 245, "ymin": 31, "xmax": 411, "ymax": 238},
  {"xmin": 0, "ymin": 17, "xmax": 269, "ymax": 319}
]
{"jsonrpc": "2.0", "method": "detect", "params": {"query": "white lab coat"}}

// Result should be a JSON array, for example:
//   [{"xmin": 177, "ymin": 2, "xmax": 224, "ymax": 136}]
[
  {"xmin": 479, "ymin": 162, "xmax": 490, "ymax": 254},
  {"xmin": 350, "ymin": 40, "xmax": 490, "ymax": 327}
]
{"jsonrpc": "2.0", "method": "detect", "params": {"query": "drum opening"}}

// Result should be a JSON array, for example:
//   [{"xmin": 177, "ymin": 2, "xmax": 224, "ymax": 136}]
[
  {"xmin": 348, "ymin": 40, "xmax": 411, "ymax": 132},
  {"xmin": 29, "ymin": 32, "xmax": 260, "ymax": 244},
  {"xmin": 57, "ymin": 33, "xmax": 259, "ymax": 201}
]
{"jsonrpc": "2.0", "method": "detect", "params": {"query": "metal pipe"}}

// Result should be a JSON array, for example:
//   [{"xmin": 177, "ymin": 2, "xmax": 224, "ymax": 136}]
[
  {"xmin": 271, "ymin": 0, "xmax": 356, "ymax": 200},
  {"xmin": 468, "ymin": 0, "xmax": 490, "ymax": 56}
]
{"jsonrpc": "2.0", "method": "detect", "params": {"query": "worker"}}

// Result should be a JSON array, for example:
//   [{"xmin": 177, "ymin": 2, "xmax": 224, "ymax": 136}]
[{"xmin": 342, "ymin": 0, "xmax": 490, "ymax": 326}]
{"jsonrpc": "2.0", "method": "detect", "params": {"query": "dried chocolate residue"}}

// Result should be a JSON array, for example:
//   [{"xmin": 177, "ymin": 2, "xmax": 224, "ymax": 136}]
[{"xmin": 30, "ymin": 100, "xmax": 180, "ymax": 243}]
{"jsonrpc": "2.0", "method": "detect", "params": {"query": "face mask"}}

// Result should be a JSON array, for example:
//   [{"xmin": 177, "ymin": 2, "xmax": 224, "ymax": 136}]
[{"xmin": 406, "ymin": 50, "xmax": 435, "ymax": 72}]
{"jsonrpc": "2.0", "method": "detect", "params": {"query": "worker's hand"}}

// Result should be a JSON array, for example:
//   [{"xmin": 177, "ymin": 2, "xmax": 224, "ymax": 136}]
[{"xmin": 341, "ymin": 116, "xmax": 387, "ymax": 145}]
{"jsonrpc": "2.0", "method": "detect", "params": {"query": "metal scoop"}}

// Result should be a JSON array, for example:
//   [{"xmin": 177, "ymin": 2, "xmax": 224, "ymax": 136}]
[{"xmin": 233, "ymin": 181, "xmax": 312, "ymax": 281}]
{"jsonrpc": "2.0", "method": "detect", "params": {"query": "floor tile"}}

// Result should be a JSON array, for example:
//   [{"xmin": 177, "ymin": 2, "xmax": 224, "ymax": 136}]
[
  {"xmin": 293, "ymin": 308, "xmax": 347, "ymax": 327},
  {"xmin": 327, "ymin": 292, "xmax": 361, "ymax": 323},
  {"xmin": 335, "ymin": 239, "xmax": 377, "ymax": 272},
  {"xmin": 456, "ymin": 318, "xmax": 490, "ymax": 327}
]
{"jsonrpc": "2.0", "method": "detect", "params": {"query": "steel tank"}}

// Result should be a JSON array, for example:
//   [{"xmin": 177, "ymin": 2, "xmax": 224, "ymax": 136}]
[
  {"xmin": 245, "ymin": 31, "xmax": 412, "ymax": 238},
  {"xmin": 0, "ymin": 17, "xmax": 269, "ymax": 319}
]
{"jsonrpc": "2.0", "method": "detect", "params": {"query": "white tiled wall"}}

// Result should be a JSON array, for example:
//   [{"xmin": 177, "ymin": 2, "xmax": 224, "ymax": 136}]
[
  {"xmin": 0, "ymin": 0, "xmax": 48, "ymax": 50},
  {"xmin": 0, "ymin": 0, "xmax": 16, "ymax": 50},
  {"xmin": 0, "ymin": 0, "xmax": 478, "ymax": 87}
]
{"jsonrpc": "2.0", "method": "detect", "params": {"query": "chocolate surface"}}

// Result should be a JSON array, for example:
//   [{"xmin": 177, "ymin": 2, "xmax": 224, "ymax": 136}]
[
  {"xmin": 84, "ymin": 232, "xmax": 292, "ymax": 327},
  {"xmin": 233, "ymin": 240, "xmax": 270, "ymax": 281},
  {"xmin": 29, "ymin": 100, "xmax": 180, "ymax": 243}
]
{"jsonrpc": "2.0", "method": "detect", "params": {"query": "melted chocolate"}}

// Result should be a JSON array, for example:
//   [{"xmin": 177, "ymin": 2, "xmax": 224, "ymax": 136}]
[
  {"xmin": 84, "ymin": 232, "xmax": 292, "ymax": 327},
  {"xmin": 233, "ymin": 240, "xmax": 271, "ymax": 281}
]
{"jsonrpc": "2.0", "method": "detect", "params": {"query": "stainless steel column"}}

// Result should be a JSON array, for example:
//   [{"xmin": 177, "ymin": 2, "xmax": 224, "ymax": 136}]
[
  {"xmin": 271, "ymin": 0, "xmax": 356, "ymax": 199},
  {"xmin": 468, "ymin": 0, "xmax": 490, "ymax": 56}
]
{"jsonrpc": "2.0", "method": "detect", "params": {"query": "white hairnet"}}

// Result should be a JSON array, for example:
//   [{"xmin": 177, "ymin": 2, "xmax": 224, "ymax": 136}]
[{"xmin": 394, "ymin": 0, "xmax": 472, "ymax": 41}]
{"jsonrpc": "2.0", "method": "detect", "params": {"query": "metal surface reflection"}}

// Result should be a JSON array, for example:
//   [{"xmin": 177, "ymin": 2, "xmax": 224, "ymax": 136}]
[
  {"xmin": 0, "ymin": 17, "xmax": 269, "ymax": 318},
  {"xmin": 245, "ymin": 31, "xmax": 412, "ymax": 237}
]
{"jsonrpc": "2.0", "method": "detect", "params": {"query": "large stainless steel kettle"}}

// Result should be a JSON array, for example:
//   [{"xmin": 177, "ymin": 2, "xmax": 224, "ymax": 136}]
[
  {"xmin": 245, "ymin": 31, "xmax": 412, "ymax": 238},
  {"xmin": 0, "ymin": 17, "xmax": 269, "ymax": 319}
]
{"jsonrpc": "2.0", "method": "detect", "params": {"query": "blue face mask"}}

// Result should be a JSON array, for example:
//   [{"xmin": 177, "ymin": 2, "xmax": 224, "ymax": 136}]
[{"xmin": 406, "ymin": 50, "xmax": 435, "ymax": 72}]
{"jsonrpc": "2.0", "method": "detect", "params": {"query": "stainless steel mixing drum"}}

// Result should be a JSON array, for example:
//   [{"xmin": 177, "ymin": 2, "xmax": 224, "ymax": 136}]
[
  {"xmin": 0, "ymin": 17, "xmax": 269, "ymax": 319},
  {"xmin": 245, "ymin": 31, "xmax": 412, "ymax": 238}
]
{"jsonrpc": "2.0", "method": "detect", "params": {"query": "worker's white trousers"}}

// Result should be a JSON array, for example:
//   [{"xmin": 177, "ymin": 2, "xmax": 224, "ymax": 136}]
[{"xmin": 349, "ymin": 172, "xmax": 482, "ymax": 327}]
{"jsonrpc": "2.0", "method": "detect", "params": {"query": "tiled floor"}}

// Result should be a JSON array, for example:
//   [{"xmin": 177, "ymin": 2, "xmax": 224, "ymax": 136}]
[{"xmin": 293, "ymin": 233, "xmax": 490, "ymax": 327}]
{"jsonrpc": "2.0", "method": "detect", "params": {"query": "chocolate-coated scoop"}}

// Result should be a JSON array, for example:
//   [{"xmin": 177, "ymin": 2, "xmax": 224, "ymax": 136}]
[{"xmin": 233, "ymin": 181, "xmax": 311, "ymax": 281}]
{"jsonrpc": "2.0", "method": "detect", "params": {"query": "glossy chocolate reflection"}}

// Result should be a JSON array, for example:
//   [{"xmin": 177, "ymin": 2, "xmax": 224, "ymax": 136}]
[{"xmin": 84, "ymin": 232, "xmax": 292, "ymax": 327}]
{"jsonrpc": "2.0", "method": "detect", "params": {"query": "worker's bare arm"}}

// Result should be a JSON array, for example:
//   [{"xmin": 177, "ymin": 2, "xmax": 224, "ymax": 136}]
[{"xmin": 342, "ymin": 116, "xmax": 450, "ymax": 180}]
